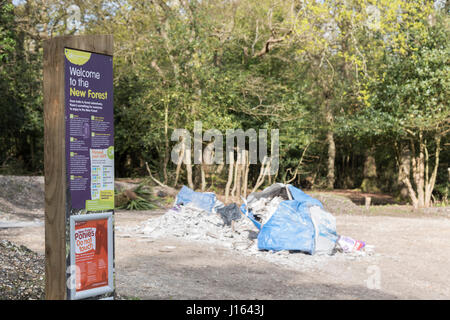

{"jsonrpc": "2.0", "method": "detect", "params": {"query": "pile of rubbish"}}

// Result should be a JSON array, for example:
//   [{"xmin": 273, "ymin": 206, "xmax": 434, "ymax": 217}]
[
  {"xmin": 140, "ymin": 186, "xmax": 260, "ymax": 252},
  {"xmin": 138, "ymin": 184, "xmax": 369, "ymax": 257},
  {"xmin": 240, "ymin": 183, "xmax": 364, "ymax": 255}
]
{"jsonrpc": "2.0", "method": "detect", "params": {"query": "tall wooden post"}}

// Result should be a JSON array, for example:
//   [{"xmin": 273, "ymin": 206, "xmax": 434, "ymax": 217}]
[{"xmin": 44, "ymin": 35, "xmax": 114, "ymax": 300}]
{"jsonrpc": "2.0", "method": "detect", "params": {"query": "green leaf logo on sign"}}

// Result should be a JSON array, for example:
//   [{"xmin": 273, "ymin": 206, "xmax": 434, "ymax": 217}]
[
  {"xmin": 65, "ymin": 48, "xmax": 91, "ymax": 65},
  {"xmin": 107, "ymin": 146, "xmax": 114, "ymax": 160}
]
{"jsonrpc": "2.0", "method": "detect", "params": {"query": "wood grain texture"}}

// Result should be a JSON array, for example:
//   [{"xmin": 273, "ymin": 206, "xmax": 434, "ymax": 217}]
[{"xmin": 43, "ymin": 35, "xmax": 113, "ymax": 300}]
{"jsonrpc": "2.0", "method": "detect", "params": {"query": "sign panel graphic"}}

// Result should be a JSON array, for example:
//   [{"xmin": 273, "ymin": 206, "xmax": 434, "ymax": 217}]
[
  {"xmin": 74, "ymin": 218, "xmax": 108, "ymax": 291},
  {"xmin": 70, "ymin": 212, "xmax": 113, "ymax": 300},
  {"xmin": 64, "ymin": 48, "xmax": 114, "ymax": 211},
  {"xmin": 65, "ymin": 47, "xmax": 114, "ymax": 300}
]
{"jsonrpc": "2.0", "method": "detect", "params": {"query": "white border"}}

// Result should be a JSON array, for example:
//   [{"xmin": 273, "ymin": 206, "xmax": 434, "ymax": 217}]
[{"xmin": 69, "ymin": 212, "xmax": 114, "ymax": 300}]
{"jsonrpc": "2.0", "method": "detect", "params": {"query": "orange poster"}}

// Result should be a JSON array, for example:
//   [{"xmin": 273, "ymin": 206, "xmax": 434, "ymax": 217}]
[{"xmin": 74, "ymin": 218, "xmax": 109, "ymax": 292}]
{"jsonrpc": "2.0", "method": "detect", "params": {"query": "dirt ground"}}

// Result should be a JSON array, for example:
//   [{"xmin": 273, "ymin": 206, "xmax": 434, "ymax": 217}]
[
  {"xmin": 1, "ymin": 175, "xmax": 449, "ymax": 299},
  {"xmin": 1, "ymin": 206, "xmax": 450, "ymax": 299}
]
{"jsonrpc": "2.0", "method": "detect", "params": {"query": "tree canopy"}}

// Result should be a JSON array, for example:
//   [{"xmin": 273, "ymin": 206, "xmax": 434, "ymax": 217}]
[{"xmin": 0, "ymin": 0, "xmax": 448, "ymax": 207}]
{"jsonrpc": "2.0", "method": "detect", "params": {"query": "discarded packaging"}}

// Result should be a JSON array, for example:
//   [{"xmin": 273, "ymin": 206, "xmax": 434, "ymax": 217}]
[{"xmin": 336, "ymin": 235, "xmax": 366, "ymax": 253}]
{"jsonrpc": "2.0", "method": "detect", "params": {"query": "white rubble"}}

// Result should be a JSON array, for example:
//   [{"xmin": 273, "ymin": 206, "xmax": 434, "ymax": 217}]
[
  {"xmin": 138, "ymin": 203, "xmax": 260, "ymax": 252},
  {"xmin": 248, "ymin": 196, "xmax": 284, "ymax": 225},
  {"xmin": 122, "ymin": 202, "xmax": 376, "ymax": 272}
]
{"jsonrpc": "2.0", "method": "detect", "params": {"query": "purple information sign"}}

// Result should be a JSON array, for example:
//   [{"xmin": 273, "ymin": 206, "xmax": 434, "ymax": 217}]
[{"xmin": 64, "ymin": 48, "xmax": 114, "ymax": 211}]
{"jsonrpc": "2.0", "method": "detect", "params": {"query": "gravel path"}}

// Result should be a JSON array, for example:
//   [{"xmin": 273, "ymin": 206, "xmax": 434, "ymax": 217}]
[{"xmin": 0, "ymin": 240, "xmax": 44, "ymax": 300}]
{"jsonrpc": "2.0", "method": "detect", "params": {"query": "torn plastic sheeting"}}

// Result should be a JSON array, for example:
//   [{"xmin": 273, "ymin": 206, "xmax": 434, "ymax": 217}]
[
  {"xmin": 175, "ymin": 185, "xmax": 217, "ymax": 213},
  {"xmin": 246, "ymin": 183, "xmax": 290, "ymax": 204},
  {"xmin": 309, "ymin": 206, "xmax": 338, "ymax": 254},
  {"xmin": 216, "ymin": 203, "xmax": 242, "ymax": 226},
  {"xmin": 287, "ymin": 185, "xmax": 323, "ymax": 208},
  {"xmin": 256, "ymin": 200, "xmax": 316, "ymax": 253},
  {"xmin": 247, "ymin": 183, "xmax": 323, "ymax": 208},
  {"xmin": 286, "ymin": 185, "xmax": 337, "ymax": 254},
  {"xmin": 240, "ymin": 184, "xmax": 324, "ymax": 230},
  {"xmin": 240, "ymin": 184, "xmax": 338, "ymax": 254},
  {"xmin": 240, "ymin": 201, "xmax": 315, "ymax": 254},
  {"xmin": 240, "ymin": 203, "xmax": 262, "ymax": 230}
]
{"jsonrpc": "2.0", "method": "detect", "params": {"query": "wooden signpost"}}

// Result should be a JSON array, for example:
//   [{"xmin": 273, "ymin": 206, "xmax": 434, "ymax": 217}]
[{"xmin": 43, "ymin": 35, "xmax": 115, "ymax": 300}]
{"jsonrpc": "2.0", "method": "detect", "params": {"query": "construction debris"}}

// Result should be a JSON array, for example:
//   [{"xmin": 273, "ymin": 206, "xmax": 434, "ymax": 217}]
[
  {"xmin": 241, "ymin": 184, "xmax": 339, "ymax": 254},
  {"xmin": 133, "ymin": 184, "xmax": 373, "ymax": 266},
  {"xmin": 139, "ymin": 203, "xmax": 259, "ymax": 252},
  {"xmin": 247, "ymin": 196, "xmax": 284, "ymax": 225}
]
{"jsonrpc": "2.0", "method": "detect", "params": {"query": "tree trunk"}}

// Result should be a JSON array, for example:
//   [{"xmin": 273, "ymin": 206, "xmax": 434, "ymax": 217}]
[
  {"xmin": 252, "ymin": 156, "xmax": 270, "ymax": 193},
  {"xmin": 163, "ymin": 100, "xmax": 169, "ymax": 184},
  {"xmin": 398, "ymin": 144, "xmax": 411, "ymax": 200},
  {"xmin": 200, "ymin": 165, "xmax": 206, "ymax": 192},
  {"xmin": 402, "ymin": 132, "xmax": 442, "ymax": 209},
  {"xmin": 235, "ymin": 154, "xmax": 242, "ymax": 200},
  {"xmin": 242, "ymin": 150, "xmax": 249, "ymax": 198},
  {"xmin": 361, "ymin": 146, "xmax": 379, "ymax": 193},
  {"xmin": 417, "ymin": 131, "xmax": 425, "ymax": 207},
  {"xmin": 201, "ymin": 142, "xmax": 215, "ymax": 191},
  {"xmin": 231, "ymin": 148, "xmax": 242, "ymax": 199},
  {"xmin": 173, "ymin": 136, "xmax": 185, "ymax": 187},
  {"xmin": 424, "ymin": 135, "xmax": 441, "ymax": 207},
  {"xmin": 326, "ymin": 130, "xmax": 335, "ymax": 190},
  {"xmin": 224, "ymin": 150, "xmax": 234, "ymax": 204},
  {"xmin": 184, "ymin": 145, "xmax": 194, "ymax": 190}
]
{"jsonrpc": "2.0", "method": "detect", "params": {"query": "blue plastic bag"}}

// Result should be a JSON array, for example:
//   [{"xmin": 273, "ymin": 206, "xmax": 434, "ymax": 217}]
[
  {"xmin": 256, "ymin": 201, "xmax": 315, "ymax": 253},
  {"xmin": 287, "ymin": 185, "xmax": 324, "ymax": 208},
  {"xmin": 240, "ymin": 199, "xmax": 316, "ymax": 253},
  {"xmin": 240, "ymin": 203, "xmax": 262, "ymax": 230},
  {"xmin": 309, "ymin": 206, "xmax": 338, "ymax": 254},
  {"xmin": 175, "ymin": 186, "xmax": 217, "ymax": 213},
  {"xmin": 241, "ymin": 185, "xmax": 337, "ymax": 254}
]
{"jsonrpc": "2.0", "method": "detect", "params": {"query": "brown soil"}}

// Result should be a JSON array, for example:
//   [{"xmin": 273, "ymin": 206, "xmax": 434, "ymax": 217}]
[{"xmin": 314, "ymin": 189, "xmax": 402, "ymax": 205}]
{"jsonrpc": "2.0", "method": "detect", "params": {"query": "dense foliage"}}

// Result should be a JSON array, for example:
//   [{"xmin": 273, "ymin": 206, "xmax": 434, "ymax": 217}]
[{"xmin": 0, "ymin": 0, "xmax": 448, "ymax": 207}]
